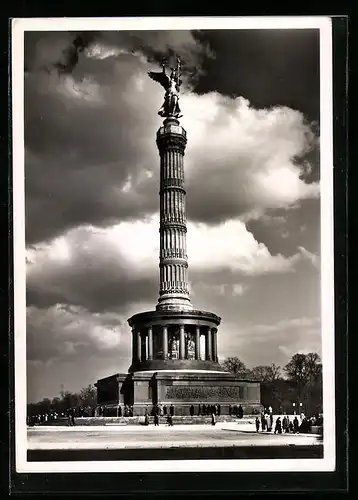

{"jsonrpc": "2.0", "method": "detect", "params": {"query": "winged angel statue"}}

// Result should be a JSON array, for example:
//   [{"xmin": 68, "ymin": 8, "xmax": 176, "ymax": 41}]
[{"xmin": 148, "ymin": 57, "xmax": 183, "ymax": 118}]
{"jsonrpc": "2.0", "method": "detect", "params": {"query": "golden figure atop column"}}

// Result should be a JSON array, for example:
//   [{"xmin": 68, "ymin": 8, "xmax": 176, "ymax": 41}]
[{"xmin": 148, "ymin": 56, "xmax": 183, "ymax": 118}]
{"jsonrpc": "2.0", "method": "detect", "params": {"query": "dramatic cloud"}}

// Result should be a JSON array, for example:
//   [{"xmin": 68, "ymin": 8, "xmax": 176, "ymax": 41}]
[
  {"xmin": 25, "ymin": 33, "xmax": 319, "ymax": 245},
  {"xmin": 26, "ymin": 216, "xmax": 313, "ymax": 314}
]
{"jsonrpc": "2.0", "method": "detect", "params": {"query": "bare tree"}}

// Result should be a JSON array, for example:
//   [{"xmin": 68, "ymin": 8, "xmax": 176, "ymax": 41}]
[
  {"xmin": 251, "ymin": 363, "xmax": 281, "ymax": 382},
  {"xmin": 222, "ymin": 357, "xmax": 249, "ymax": 376}
]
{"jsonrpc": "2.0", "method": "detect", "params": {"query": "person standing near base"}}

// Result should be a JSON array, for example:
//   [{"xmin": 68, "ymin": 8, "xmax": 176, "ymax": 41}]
[
  {"xmin": 154, "ymin": 412, "xmax": 159, "ymax": 426},
  {"xmin": 211, "ymin": 412, "xmax": 216, "ymax": 426},
  {"xmin": 293, "ymin": 416, "xmax": 299, "ymax": 433},
  {"xmin": 282, "ymin": 415, "xmax": 288, "ymax": 433},
  {"xmin": 144, "ymin": 409, "xmax": 149, "ymax": 426},
  {"xmin": 255, "ymin": 416, "xmax": 260, "ymax": 432},
  {"xmin": 261, "ymin": 413, "xmax": 266, "ymax": 431},
  {"xmin": 274, "ymin": 417, "xmax": 282, "ymax": 434}
]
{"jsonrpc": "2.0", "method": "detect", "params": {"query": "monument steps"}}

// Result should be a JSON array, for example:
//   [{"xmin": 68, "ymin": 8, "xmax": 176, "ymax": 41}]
[{"xmin": 40, "ymin": 415, "xmax": 257, "ymax": 426}]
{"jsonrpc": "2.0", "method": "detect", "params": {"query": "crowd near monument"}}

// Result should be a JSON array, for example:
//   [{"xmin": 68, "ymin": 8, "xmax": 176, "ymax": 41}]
[{"xmin": 95, "ymin": 57, "xmax": 261, "ymax": 416}]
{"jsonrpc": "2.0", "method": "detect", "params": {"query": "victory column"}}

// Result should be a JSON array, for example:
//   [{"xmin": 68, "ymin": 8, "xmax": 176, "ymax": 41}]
[{"xmin": 95, "ymin": 58, "xmax": 261, "ymax": 416}]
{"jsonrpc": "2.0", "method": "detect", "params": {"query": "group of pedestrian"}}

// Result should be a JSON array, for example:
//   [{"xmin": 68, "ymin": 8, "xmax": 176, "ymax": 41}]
[
  {"xmin": 255, "ymin": 408, "xmax": 319, "ymax": 434},
  {"xmin": 198, "ymin": 404, "xmax": 221, "ymax": 416},
  {"xmin": 144, "ymin": 404, "xmax": 175, "ymax": 426},
  {"xmin": 228, "ymin": 405, "xmax": 244, "ymax": 418},
  {"xmin": 27, "ymin": 412, "xmax": 60, "ymax": 426}
]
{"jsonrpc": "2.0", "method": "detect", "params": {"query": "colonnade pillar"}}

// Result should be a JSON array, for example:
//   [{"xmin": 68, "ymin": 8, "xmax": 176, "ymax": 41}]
[
  {"xmin": 195, "ymin": 326, "xmax": 201, "ymax": 360},
  {"xmin": 212, "ymin": 328, "xmax": 218, "ymax": 362},
  {"xmin": 162, "ymin": 326, "xmax": 168, "ymax": 359},
  {"xmin": 136, "ymin": 330, "xmax": 141, "ymax": 362},
  {"xmin": 148, "ymin": 326, "xmax": 153, "ymax": 360},
  {"xmin": 206, "ymin": 327, "xmax": 212, "ymax": 361},
  {"xmin": 179, "ymin": 325, "xmax": 185, "ymax": 359}
]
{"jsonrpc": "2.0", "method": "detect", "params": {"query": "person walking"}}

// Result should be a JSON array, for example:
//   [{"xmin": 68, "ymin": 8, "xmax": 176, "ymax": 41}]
[
  {"xmin": 71, "ymin": 407, "xmax": 76, "ymax": 426},
  {"xmin": 282, "ymin": 415, "xmax": 288, "ymax": 433},
  {"xmin": 255, "ymin": 416, "xmax": 260, "ymax": 432},
  {"xmin": 274, "ymin": 417, "xmax": 282, "ymax": 434},
  {"xmin": 293, "ymin": 416, "xmax": 299, "ymax": 433},
  {"xmin": 190, "ymin": 405, "xmax": 194, "ymax": 417},
  {"xmin": 144, "ymin": 409, "xmax": 149, "ymax": 426},
  {"xmin": 211, "ymin": 412, "xmax": 216, "ymax": 426},
  {"xmin": 170, "ymin": 404, "xmax": 175, "ymax": 417},
  {"xmin": 261, "ymin": 413, "xmax": 266, "ymax": 431},
  {"xmin": 154, "ymin": 412, "xmax": 159, "ymax": 426},
  {"xmin": 265, "ymin": 414, "xmax": 271, "ymax": 432},
  {"xmin": 269, "ymin": 413, "xmax": 273, "ymax": 432}
]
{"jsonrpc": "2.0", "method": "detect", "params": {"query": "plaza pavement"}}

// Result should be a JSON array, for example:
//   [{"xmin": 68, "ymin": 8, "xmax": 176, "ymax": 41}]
[{"xmin": 28, "ymin": 423, "xmax": 321, "ymax": 450}]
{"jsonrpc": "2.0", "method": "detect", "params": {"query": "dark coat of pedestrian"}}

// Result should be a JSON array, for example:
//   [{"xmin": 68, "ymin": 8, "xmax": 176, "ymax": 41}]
[
  {"xmin": 261, "ymin": 414, "xmax": 266, "ymax": 431},
  {"xmin": 154, "ymin": 413, "xmax": 159, "ymax": 426},
  {"xmin": 170, "ymin": 404, "xmax": 175, "ymax": 416},
  {"xmin": 255, "ymin": 417, "xmax": 260, "ymax": 432},
  {"xmin": 282, "ymin": 416, "xmax": 288, "ymax": 432},
  {"xmin": 217, "ymin": 404, "xmax": 221, "ymax": 416},
  {"xmin": 190, "ymin": 405, "xmax": 194, "ymax": 416},
  {"xmin": 269, "ymin": 414, "xmax": 273, "ymax": 431},
  {"xmin": 293, "ymin": 416, "xmax": 299, "ymax": 433},
  {"xmin": 274, "ymin": 417, "xmax": 282, "ymax": 434},
  {"xmin": 238, "ymin": 405, "xmax": 244, "ymax": 419}
]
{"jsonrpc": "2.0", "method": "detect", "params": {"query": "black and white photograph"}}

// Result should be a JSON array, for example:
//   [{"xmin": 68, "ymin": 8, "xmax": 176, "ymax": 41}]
[{"xmin": 12, "ymin": 16, "xmax": 336, "ymax": 474}]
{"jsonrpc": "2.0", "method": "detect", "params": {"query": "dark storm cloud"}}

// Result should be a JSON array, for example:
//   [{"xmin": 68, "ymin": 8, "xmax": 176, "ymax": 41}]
[
  {"xmin": 25, "ymin": 30, "xmax": 212, "ymax": 83},
  {"xmin": 195, "ymin": 29, "xmax": 320, "ymax": 123},
  {"xmin": 24, "ymin": 29, "xmax": 319, "ymax": 245},
  {"xmin": 24, "ymin": 30, "xmax": 213, "ymax": 244}
]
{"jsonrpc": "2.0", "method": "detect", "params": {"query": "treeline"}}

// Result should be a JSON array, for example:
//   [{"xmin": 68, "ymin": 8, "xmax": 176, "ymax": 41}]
[
  {"xmin": 221, "ymin": 352, "xmax": 323, "ymax": 415},
  {"xmin": 27, "ymin": 352, "xmax": 323, "ymax": 417},
  {"xmin": 27, "ymin": 384, "xmax": 97, "ymax": 418}
]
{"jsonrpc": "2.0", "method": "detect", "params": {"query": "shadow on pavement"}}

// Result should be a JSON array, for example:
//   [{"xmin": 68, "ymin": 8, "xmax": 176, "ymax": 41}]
[{"xmin": 28, "ymin": 444, "xmax": 323, "ymax": 462}]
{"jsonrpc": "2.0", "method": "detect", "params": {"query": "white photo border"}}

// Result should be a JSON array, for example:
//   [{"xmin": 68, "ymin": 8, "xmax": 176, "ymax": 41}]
[{"xmin": 12, "ymin": 16, "xmax": 335, "ymax": 474}]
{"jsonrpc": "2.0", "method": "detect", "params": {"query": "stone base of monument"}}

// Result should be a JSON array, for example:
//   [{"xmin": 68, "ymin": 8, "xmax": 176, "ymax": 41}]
[{"xmin": 96, "ymin": 370, "xmax": 261, "ymax": 417}]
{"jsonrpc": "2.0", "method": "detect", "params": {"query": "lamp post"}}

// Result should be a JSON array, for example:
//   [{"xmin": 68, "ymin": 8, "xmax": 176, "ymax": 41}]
[
  {"xmin": 299, "ymin": 402, "xmax": 303, "ymax": 418},
  {"xmin": 292, "ymin": 402, "xmax": 296, "ymax": 415}
]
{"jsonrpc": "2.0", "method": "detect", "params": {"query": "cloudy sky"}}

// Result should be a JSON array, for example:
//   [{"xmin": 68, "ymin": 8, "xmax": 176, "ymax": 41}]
[{"xmin": 24, "ymin": 28, "xmax": 322, "ymax": 403}]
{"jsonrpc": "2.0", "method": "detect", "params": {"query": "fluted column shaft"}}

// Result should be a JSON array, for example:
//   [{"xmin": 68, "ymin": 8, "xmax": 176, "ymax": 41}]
[{"xmin": 156, "ymin": 118, "xmax": 192, "ymax": 311}]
